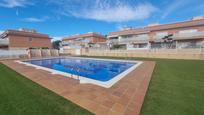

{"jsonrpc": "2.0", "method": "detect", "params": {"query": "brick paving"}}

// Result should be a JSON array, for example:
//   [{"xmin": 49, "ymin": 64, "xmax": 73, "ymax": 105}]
[{"xmin": 2, "ymin": 59, "xmax": 155, "ymax": 115}]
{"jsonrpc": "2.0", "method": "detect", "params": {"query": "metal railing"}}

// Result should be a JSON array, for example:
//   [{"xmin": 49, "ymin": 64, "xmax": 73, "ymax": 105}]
[
  {"xmin": 173, "ymin": 31, "xmax": 204, "ymax": 39},
  {"xmin": 119, "ymin": 36, "xmax": 149, "ymax": 42},
  {"xmin": 108, "ymin": 36, "xmax": 150, "ymax": 44}
]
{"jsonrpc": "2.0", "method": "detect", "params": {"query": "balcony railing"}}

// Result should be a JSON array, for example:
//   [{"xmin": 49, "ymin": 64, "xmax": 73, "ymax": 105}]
[
  {"xmin": 0, "ymin": 39, "xmax": 9, "ymax": 46},
  {"xmin": 109, "ymin": 31, "xmax": 204, "ymax": 44},
  {"xmin": 119, "ymin": 36, "xmax": 149, "ymax": 43},
  {"xmin": 108, "ymin": 39, "xmax": 119, "ymax": 43},
  {"xmin": 173, "ymin": 31, "xmax": 204, "ymax": 39}
]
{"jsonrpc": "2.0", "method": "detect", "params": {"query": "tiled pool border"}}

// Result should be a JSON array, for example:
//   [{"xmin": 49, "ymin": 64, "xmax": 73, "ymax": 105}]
[{"xmin": 16, "ymin": 57, "xmax": 143, "ymax": 88}]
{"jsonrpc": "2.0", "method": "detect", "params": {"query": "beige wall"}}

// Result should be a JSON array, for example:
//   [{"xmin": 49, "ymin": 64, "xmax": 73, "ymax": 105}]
[
  {"xmin": 30, "ymin": 49, "xmax": 59, "ymax": 58},
  {"xmin": 65, "ymin": 48, "xmax": 204, "ymax": 60}
]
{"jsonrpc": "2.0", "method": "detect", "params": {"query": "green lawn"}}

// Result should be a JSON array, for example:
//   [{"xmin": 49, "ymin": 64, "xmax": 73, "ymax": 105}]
[
  {"xmin": 141, "ymin": 59, "xmax": 204, "ymax": 115},
  {"xmin": 1, "ymin": 57, "xmax": 204, "ymax": 115},
  {"xmin": 0, "ymin": 64, "xmax": 93, "ymax": 115}
]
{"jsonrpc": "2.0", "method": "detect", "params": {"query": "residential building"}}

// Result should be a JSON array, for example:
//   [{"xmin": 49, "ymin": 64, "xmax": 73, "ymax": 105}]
[
  {"xmin": 61, "ymin": 32, "xmax": 107, "ymax": 49},
  {"xmin": 108, "ymin": 16, "xmax": 204, "ymax": 50},
  {"xmin": 0, "ymin": 29, "xmax": 52, "ymax": 49}
]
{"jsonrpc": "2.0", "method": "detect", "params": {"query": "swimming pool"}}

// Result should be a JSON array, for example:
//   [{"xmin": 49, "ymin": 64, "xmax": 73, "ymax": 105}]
[{"xmin": 18, "ymin": 57, "xmax": 142, "ymax": 88}]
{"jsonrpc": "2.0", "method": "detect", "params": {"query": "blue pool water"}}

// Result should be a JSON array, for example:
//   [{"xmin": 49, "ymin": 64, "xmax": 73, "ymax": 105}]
[{"xmin": 25, "ymin": 58, "xmax": 136, "ymax": 82}]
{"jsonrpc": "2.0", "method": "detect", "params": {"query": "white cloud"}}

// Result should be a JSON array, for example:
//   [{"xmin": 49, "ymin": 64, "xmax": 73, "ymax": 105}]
[
  {"xmin": 49, "ymin": 0, "xmax": 158, "ymax": 22},
  {"xmin": 21, "ymin": 16, "xmax": 49, "ymax": 22},
  {"xmin": 81, "ymin": 4, "xmax": 157, "ymax": 22},
  {"xmin": 0, "ymin": 0, "xmax": 32, "ymax": 8}
]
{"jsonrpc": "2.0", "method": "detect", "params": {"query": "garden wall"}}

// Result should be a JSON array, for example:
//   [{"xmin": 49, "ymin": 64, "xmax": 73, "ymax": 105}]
[
  {"xmin": 0, "ymin": 49, "xmax": 27, "ymax": 60},
  {"xmin": 30, "ymin": 49, "xmax": 59, "ymax": 58},
  {"xmin": 64, "ymin": 48, "xmax": 204, "ymax": 60}
]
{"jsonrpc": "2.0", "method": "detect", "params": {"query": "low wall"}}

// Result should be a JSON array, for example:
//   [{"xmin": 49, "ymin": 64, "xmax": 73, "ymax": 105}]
[
  {"xmin": 0, "ymin": 49, "xmax": 27, "ymax": 60},
  {"xmin": 50, "ymin": 50, "xmax": 59, "ymax": 56},
  {"xmin": 30, "ymin": 49, "xmax": 42, "ymax": 57},
  {"xmin": 41, "ymin": 49, "xmax": 51, "ymax": 57},
  {"xmin": 64, "ymin": 48, "xmax": 204, "ymax": 60},
  {"xmin": 30, "ymin": 49, "xmax": 59, "ymax": 58},
  {"xmin": 63, "ymin": 49, "xmax": 77, "ymax": 55}
]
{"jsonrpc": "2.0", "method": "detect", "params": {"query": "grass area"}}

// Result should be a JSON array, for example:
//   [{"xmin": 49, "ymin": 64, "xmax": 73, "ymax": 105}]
[
  {"xmin": 0, "ymin": 63, "xmax": 93, "ymax": 115},
  {"xmin": 83, "ymin": 56, "xmax": 204, "ymax": 115}
]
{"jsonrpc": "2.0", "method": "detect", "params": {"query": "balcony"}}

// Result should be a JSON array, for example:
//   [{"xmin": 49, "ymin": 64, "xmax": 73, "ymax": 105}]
[
  {"xmin": 108, "ymin": 39, "xmax": 119, "ymax": 44},
  {"xmin": 119, "ymin": 36, "xmax": 149, "ymax": 43},
  {"xmin": 173, "ymin": 31, "xmax": 204, "ymax": 40},
  {"xmin": 0, "ymin": 39, "xmax": 9, "ymax": 46},
  {"xmin": 75, "ymin": 38, "xmax": 91, "ymax": 43}
]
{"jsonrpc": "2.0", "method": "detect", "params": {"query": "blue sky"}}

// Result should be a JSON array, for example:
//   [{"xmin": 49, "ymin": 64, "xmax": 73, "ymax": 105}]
[{"xmin": 0, "ymin": 0, "xmax": 204, "ymax": 40}]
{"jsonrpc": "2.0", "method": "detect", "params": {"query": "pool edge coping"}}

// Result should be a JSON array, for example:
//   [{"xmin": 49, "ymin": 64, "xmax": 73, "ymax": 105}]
[{"xmin": 16, "ymin": 57, "xmax": 143, "ymax": 88}]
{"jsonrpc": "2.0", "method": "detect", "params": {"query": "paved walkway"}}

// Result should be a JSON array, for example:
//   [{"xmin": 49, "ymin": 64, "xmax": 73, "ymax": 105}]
[{"xmin": 2, "ymin": 59, "xmax": 155, "ymax": 115}]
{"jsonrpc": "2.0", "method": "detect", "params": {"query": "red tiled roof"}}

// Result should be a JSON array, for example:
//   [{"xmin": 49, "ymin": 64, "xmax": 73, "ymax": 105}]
[
  {"xmin": 108, "ymin": 29, "xmax": 149, "ymax": 37},
  {"xmin": 62, "ymin": 32, "xmax": 105, "ymax": 41},
  {"xmin": 1, "ymin": 30, "xmax": 50, "ymax": 39},
  {"xmin": 108, "ymin": 19, "xmax": 204, "ymax": 37}
]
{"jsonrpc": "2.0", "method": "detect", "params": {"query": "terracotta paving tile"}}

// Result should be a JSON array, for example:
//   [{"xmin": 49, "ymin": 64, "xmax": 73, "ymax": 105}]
[
  {"xmin": 107, "ymin": 110, "xmax": 121, "ymax": 115},
  {"xmin": 112, "ymin": 90, "xmax": 124, "ymax": 97},
  {"xmin": 124, "ymin": 108, "xmax": 139, "ymax": 115},
  {"xmin": 117, "ymin": 95, "xmax": 130, "ymax": 106},
  {"xmin": 94, "ymin": 95, "xmax": 108, "ymax": 104},
  {"xmin": 111, "ymin": 103, "xmax": 126, "ymax": 113},
  {"xmin": 1, "ymin": 59, "xmax": 155, "ymax": 115},
  {"xmin": 101, "ymin": 98, "xmax": 115, "ymax": 108},
  {"xmin": 94, "ymin": 105, "xmax": 110, "ymax": 115}
]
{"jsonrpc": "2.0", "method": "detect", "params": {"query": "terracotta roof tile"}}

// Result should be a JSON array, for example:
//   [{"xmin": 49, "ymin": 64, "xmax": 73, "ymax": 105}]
[
  {"xmin": 1, "ymin": 30, "xmax": 50, "ymax": 39},
  {"xmin": 62, "ymin": 32, "xmax": 105, "ymax": 41},
  {"xmin": 108, "ymin": 19, "xmax": 204, "ymax": 37}
]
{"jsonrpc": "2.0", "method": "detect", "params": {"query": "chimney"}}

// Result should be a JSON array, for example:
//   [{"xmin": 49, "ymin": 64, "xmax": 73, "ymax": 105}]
[{"xmin": 192, "ymin": 16, "xmax": 203, "ymax": 20}]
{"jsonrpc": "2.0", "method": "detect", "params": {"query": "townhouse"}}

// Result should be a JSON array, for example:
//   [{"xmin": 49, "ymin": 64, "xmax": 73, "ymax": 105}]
[
  {"xmin": 61, "ymin": 32, "xmax": 107, "ymax": 49},
  {"xmin": 108, "ymin": 16, "xmax": 204, "ymax": 50},
  {"xmin": 0, "ymin": 29, "xmax": 52, "ymax": 49}
]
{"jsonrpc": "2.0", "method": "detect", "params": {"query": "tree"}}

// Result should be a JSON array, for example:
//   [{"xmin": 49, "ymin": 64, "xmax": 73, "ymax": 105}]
[
  {"xmin": 162, "ymin": 34, "xmax": 174, "ymax": 49},
  {"xmin": 52, "ymin": 40, "xmax": 61, "ymax": 50},
  {"xmin": 111, "ymin": 44, "xmax": 123, "ymax": 49}
]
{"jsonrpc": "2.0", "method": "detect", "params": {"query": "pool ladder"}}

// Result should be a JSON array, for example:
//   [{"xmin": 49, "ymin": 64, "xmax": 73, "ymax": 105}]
[{"xmin": 69, "ymin": 68, "xmax": 80, "ymax": 81}]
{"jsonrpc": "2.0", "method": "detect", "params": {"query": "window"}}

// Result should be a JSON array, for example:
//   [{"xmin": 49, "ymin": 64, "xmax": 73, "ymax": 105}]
[
  {"xmin": 133, "ymin": 43, "xmax": 148, "ymax": 48},
  {"xmin": 120, "ymin": 35, "xmax": 133, "ymax": 39}
]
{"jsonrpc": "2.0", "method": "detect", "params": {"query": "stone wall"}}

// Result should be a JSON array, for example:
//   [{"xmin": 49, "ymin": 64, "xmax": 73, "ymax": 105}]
[
  {"xmin": 65, "ymin": 48, "xmax": 204, "ymax": 60},
  {"xmin": 30, "ymin": 49, "xmax": 59, "ymax": 58},
  {"xmin": 41, "ymin": 49, "xmax": 51, "ymax": 57},
  {"xmin": 50, "ymin": 49, "xmax": 59, "ymax": 56}
]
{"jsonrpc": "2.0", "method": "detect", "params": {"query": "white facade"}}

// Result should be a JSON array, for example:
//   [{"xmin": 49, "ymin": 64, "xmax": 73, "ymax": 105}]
[{"xmin": 108, "ymin": 30, "xmax": 204, "ymax": 50}]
